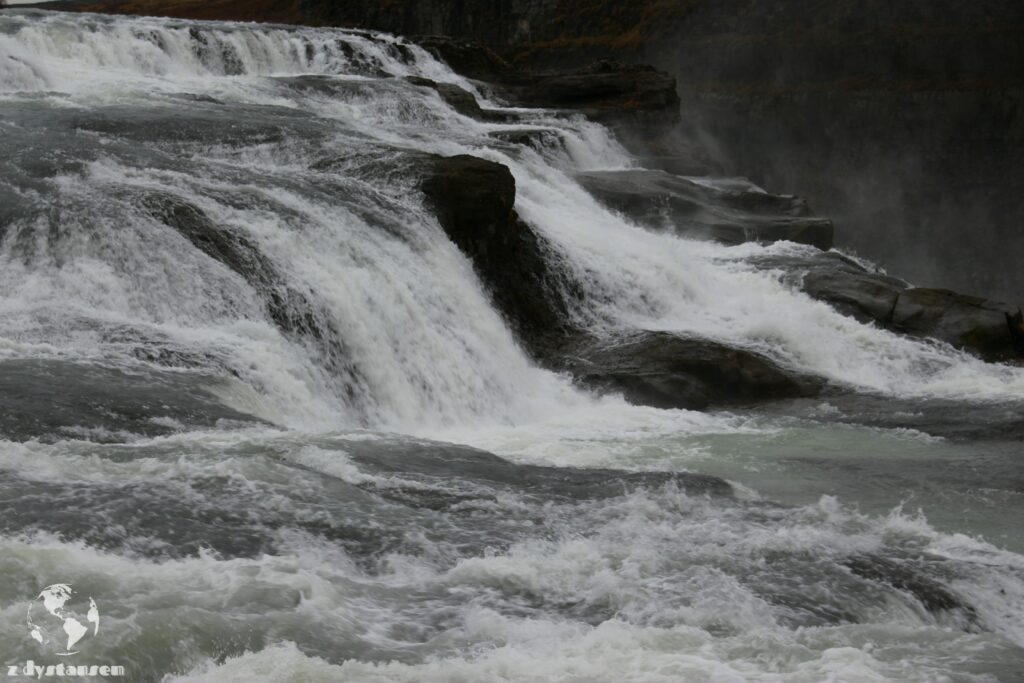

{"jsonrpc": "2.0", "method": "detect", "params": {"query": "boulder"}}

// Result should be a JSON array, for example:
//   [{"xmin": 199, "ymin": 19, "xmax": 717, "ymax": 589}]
[
  {"xmin": 0, "ymin": 359, "xmax": 264, "ymax": 443},
  {"xmin": 747, "ymin": 250, "xmax": 909, "ymax": 324},
  {"xmin": 554, "ymin": 331, "xmax": 824, "ymax": 410},
  {"xmin": 577, "ymin": 169, "xmax": 834, "ymax": 249},
  {"xmin": 418, "ymin": 154, "xmax": 573, "ymax": 348},
  {"xmin": 802, "ymin": 267, "xmax": 908, "ymax": 324},
  {"xmin": 890, "ymin": 288, "xmax": 1024, "ymax": 362}
]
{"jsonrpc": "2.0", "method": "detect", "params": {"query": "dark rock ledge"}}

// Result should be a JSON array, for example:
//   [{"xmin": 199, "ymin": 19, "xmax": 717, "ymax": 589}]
[
  {"xmin": 419, "ymin": 154, "xmax": 1024, "ymax": 412},
  {"xmin": 414, "ymin": 37, "xmax": 681, "ymax": 134},
  {"xmin": 577, "ymin": 169, "xmax": 834, "ymax": 250},
  {"xmin": 419, "ymin": 154, "xmax": 821, "ymax": 409},
  {"xmin": 749, "ymin": 250, "xmax": 1024, "ymax": 363}
]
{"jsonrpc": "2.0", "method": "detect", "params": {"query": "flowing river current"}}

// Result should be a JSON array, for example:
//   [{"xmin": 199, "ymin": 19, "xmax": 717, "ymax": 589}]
[{"xmin": 1, "ymin": 10, "xmax": 1024, "ymax": 682}]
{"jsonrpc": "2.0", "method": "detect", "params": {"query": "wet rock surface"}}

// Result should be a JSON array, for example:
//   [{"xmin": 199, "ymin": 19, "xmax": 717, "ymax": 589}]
[
  {"xmin": 415, "ymin": 37, "xmax": 680, "ymax": 132},
  {"xmin": 890, "ymin": 289, "xmax": 1024, "ymax": 362},
  {"xmin": 578, "ymin": 169, "xmax": 834, "ymax": 249},
  {"xmin": 747, "ymin": 250, "xmax": 1024, "ymax": 361},
  {"xmin": 420, "ymin": 154, "xmax": 1023, "ymax": 414},
  {"xmin": 0, "ymin": 359, "xmax": 265, "ymax": 442},
  {"xmin": 552, "ymin": 331, "xmax": 824, "ymax": 411},
  {"xmin": 418, "ymin": 154, "xmax": 575, "ymax": 348},
  {"xmin": 404, "ymin": 76, "xmax": 510, "ymax": 121}
]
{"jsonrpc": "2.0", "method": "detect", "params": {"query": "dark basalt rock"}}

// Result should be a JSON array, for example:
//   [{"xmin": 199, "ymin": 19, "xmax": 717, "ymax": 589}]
[
  {"xmin": 747, "ymin": 250, "xmax": 909, "ymax": 324},
  {"xmin": 488, "ymin": 127, "xmax": 565, "ymax": 153},
  {"xmin": 404, "ymin": 76, "xmax": 512, "ymax": 122},
  {"xmin": 418, "ymin": 154, "xmax": 574, "ymax": 348},
  {"xmin": 416, "ymin": 154, "xmax": 817, "ymax": 410},
  {"xmin": 747, "ymin": 250, "xmax": 1024, "ymax": 361},
  {"xmin": 504, "ymin": 60, "xmax": 681, "ymax": 129},
  {"xmin": 406, "ymin": 76, "xmax": 484, "ymax": 118},
  {"xmin": 802, "ymin": 267, "xmax": 908, "ymax": 325},
  {"xmin": 578, "ymin": 169, "xmax": 834, "ymax": 249},
  {"xmin": 415, "ymin": 38, "xmax": 680, "ymax": 131},
  {"xmin": 554, "ymin": 331, "xmax": 824, "ymax": 410},
  {"xmin": 414, "ymin": 35, "xmax": 515, "ymax": 82},
  {"xmin": 890, "ymin": 288, "xmax": 1024, "ymax": 362}
]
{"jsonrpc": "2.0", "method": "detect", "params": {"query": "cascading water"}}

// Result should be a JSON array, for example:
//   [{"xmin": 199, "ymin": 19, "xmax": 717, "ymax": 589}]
[{"xmin": 1, "ymin": 10, "xmax": 1023, "ymax": 682}]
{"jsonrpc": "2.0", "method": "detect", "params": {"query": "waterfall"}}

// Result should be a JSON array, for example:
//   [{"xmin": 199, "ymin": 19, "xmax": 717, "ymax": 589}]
[{"xmin": 1, "ymin": 11, "xmax": 1023, "ymax": 682}]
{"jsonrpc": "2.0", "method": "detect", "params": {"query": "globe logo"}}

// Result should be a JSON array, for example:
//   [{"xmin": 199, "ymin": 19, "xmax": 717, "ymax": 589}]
[{"xmin": 26, "ymin": 584, "xmax": 100, "ymax": 656}]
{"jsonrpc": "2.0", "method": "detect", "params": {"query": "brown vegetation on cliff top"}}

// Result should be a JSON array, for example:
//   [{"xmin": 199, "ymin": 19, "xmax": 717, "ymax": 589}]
[{"xmin": 36, "ymin": 0, "xmax": 307, "ymax": 24}]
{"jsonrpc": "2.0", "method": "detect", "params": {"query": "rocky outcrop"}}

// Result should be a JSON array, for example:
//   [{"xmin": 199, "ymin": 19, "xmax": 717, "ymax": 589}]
[
  {"xmin": 413, "ymin": 36, "xmax": 515, "ymax": 82},
  {"xmin": 554, "ymin": 332, "xmax": 823, "ymax": 410},
  {"xmin": 577, "ymin": 169, "xmax": 834, "ymax": 249},
  {"xmin": 418, "ymin": 154, "xmax": 574, "ymax": 348},
  {"xmin": 890, "ymin": 289, "xmax": 1024, "ymax": 361},
  {"xmin": 421, "ymin": 153, "xmax": 1022, "ymax": 419},
  {"xmin": 415, "ymin": 38, "xmax": 680, "ymax": 133},
  {"xmin": 419, "ymin": 154, "xmax": 824, "ymax": 408},
  {"xmin": 750, "ymin": 250, "xmax": 1024, "ymax": 362},
  {"xmin": 500, "ymin": 60, "xmax": 680, "ymax": 129},
  {"xmin": 405, "ymin": 76, "xmax": 510, "ymax": 122}
]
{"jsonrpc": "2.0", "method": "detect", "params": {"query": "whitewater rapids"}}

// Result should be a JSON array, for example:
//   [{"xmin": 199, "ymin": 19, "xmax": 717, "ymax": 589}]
[{"xmin": 1, "ymin": 10, "xmax": 1023, "ymax": 682}]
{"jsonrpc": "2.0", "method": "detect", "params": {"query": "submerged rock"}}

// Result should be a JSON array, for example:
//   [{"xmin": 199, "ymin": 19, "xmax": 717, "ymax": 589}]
[
  {"xmin": 845, "ymin": 555, "xmax": 978, "ymax": 622},
  {"xmin": 340, "ymin": 436, "xmax": 733, "ymax": 499},
  {"xmin": 578, "ymin": 169, "xmax": 834, "ymax": 249},
  {"xmin": 140, "ymin": 192, "xmax": 322, "ymax": 338},
  {"xmin": 0, "ymin": 359, "xmax": 265, "ymax": 443},
  {"xmin": 139, "ymin": 192, "xmax": 368, "ymax": 391},
  {"xmin": 404, "ymin": 76, "xmax": 511, "ymax": 121},
  {"xmin": 554, "ymin": 331, "xmax": 824, "ymax": 410}
]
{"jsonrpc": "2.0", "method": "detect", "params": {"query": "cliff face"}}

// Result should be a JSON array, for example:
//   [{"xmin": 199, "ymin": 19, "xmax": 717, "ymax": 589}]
[{"xmin": 301, "ymin": 0, "xmax": 695, "ymax": 59}]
